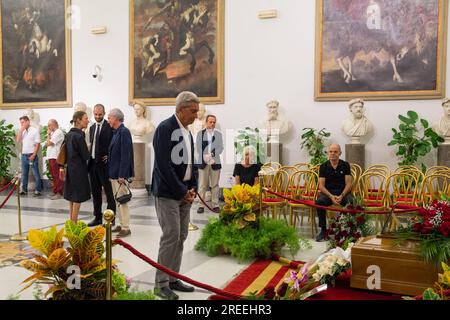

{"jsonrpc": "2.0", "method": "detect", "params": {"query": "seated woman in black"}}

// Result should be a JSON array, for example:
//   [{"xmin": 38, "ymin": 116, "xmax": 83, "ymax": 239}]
[{"xmin": 233, "ymin": 146, "xmax": 262, "ymax": 186}]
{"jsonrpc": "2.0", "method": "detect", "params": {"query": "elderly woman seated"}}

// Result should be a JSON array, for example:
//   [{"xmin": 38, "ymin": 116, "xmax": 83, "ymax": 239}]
[{"xmin": 233, "ymin": 146, "xmax": 262, "ymax": 186}]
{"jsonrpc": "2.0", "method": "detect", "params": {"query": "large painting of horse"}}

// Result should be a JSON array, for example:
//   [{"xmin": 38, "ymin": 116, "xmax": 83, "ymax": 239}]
[
  {"xmin": 0, "ymin": 0, "xmax": 72, "ymax": 109},
  {"xmin": 315, "ymin": 0, "xmax": 448, "ymax": 101},
  {"xmin": 129, "ymin": 0, "xmax": 224, "ymax": 106}
]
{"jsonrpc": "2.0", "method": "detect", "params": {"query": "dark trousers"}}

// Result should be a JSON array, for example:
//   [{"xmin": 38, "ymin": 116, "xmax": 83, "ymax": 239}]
[
  {"xmin": 89, "ymin": 160, "xmax": 116, "ymax": 219},
  {"xmin": 315, "ymin": 192, "xmax": 354, "ymax": 229}
]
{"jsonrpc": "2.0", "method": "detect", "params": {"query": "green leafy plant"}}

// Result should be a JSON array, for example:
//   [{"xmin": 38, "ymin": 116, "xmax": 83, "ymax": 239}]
[
  {"xmin": 388, "ymin": 111, "xmax": 444, "ymax": 171},
  {"xmin": 196, "ymin": 217, "xmax": 311, "ymax": 262},
  {"xmin": 300, "ymin": 128, "xmax": 330, "ymax": 166},
  {"xmin": 40, "ymin": 125, "xmax": 52, "ymax": 181},
  {"xmin": 20, "ymin": 221, "xmax": 113, "ymax": 300},
  {"xmin": 0, "ymin": 119, "xmax": 17, "ymax": 182},
  {"xmin": 234, "ymin": 127, "xmax": 266, "ymax": 164},
  {"xmin": 113, "ymin": 289, "xmax": 156, "ymax": 300}
]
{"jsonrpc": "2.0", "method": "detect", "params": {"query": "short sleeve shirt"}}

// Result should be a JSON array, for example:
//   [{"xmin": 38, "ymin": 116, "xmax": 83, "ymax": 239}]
[
  {"xmin": 319, "ymin": 160, "xmax": 351, "ymax": 194},
  {"xmin": 21, "ymin": 127, "xmax": 40, "ymax": 154},
  {"xmin": 47, "ymin": 128, "xmax": 64, "ymax": 159}
]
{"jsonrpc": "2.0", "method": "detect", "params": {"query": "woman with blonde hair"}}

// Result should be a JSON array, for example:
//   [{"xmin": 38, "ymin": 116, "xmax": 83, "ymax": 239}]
[{"xmin": 233, "ymin": 146, "xmax": 262, "ymax": 186}]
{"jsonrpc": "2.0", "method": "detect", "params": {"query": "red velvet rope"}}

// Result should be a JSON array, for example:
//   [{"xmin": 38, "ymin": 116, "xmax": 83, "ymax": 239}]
[
  {"xmin": 263, "ymin": 188, "xmax": 421, "ymax": 215},
  {"xmin": 0, "ymin": 184, "xmax": 17, "ymax": 210},
  {"xmin": 113, "ymin": 238, "xmax": 243, "ymax": 300},
  {"xmin": 0, "ymin": 180, "xmax": 13, "ymax": 193}
]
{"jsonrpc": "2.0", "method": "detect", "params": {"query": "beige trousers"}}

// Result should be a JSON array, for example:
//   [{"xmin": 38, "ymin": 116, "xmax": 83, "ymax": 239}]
[
  {"xmin": 111, "ymin": 179, "xmax": 130, "ymax": 230},
  {"xmin": 198, "ymin": 165, "xmax": 221, "ymax": 208}
]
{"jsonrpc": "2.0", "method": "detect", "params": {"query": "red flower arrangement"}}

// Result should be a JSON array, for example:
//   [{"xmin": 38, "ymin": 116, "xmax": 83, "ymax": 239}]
[
  {"xmin": 327, "ymin": 211, "xmax": 373, "ymax": 250},
  {"xmin": 413, "ymin": 200, "xmax": 450, "ymax": 237}
]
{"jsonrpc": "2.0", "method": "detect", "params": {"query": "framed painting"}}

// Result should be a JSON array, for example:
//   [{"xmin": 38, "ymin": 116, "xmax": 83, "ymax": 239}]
[
  {"xmin": 315, "ymin": 0, "xmax": 448, "ymax": 101},
  {"xmin": 0, "ymin": 0, "xmax": 72, "ymax": 109},
  {"xmin": 129, "ymin": 0, "xmax": 224, "ymax": 106}
]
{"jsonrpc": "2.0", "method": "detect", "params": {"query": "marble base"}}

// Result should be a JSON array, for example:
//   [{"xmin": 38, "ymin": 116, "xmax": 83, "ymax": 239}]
[
  {"xmin": 265, "ymin": 142, "xmax": 282, "ymax": 164},
  {"xmin": 437, "ymin": 144, "xmax": 450, "ymax": 167},
  {"xmin": 345, "ymin": 144, "xmax": 365, "ymax": 170},
  {"xmin": 131, "ymin": 143, "xmax": 145, "ymax": 189}
]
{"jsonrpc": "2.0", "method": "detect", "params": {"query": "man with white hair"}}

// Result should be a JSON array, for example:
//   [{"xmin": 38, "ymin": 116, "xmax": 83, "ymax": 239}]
[
  {"xmin": 107, "ymin": 108, "xmax": 134, "ymax": 238},
  {"xmin": 151, "ymin": 91, "xmax": 199, "ymax": 300},
  {"xmin": 45, "ymin": 119, "xmax": 64, "ymax": 199}
]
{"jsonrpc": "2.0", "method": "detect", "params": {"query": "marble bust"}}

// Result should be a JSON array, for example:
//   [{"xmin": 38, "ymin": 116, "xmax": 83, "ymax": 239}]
[
  {"xmin": 188, "ymin": 103, "xmax": 207, "ymax": 138},
  {"xmin": 342, "ymin": 98, "xmax": 373, "ymax": 144},
  {"xmin": 433, "ymin": 97, "xmax": 450, "ymax": 144},
  {"xmin": 128, "ymin": 101, "xmax": 155, "ymax": 143},
  {"xmin": 74, "ymin": 101, "xmax": 91, "ymax": 145},
  {"xmin": 258, "ymin": 100, "xmax": 291, "ymax": 142},
  {"xmin": 24, "ymin": 108, "xmax": 40, "ymax": 130}
]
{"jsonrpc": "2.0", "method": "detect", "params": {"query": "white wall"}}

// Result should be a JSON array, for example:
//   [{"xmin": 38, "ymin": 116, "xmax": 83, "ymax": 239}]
[{"xmin": 1, "ymin": 0, "xmax": 448, "ymax": 185}]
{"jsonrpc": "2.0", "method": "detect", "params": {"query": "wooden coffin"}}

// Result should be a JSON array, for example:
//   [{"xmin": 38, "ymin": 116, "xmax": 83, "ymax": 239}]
[{"xmin": 350, "ymin": 235, "xmax": 439, "ymax": 296}]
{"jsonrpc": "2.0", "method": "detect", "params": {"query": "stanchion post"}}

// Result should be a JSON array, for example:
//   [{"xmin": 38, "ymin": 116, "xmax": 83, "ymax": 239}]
[
  {"xmin": 103, "ymin": 209, "xmax": 115, "ymax": 300},
  {"xmin": 259, "ymin": 171, "xmax": 264, "ymax": 217},
  {"xmin": 11, "ymin": 178, "xmax": 27, "ymax": 242}
]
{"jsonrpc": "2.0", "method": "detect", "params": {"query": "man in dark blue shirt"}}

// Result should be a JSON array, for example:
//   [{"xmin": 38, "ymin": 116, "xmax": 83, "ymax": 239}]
[{"xmin": 315, "ymin": 144, "xmax": 354, "ymax": 242}]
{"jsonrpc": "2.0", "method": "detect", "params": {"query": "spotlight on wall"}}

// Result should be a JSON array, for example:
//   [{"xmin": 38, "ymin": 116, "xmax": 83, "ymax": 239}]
[{"xmin": 92, "ymin": 65, "xmax": 103, "ymax": 82}]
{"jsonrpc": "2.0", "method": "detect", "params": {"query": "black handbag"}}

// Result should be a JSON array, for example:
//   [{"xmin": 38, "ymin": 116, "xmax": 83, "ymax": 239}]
[{"xmin": 115, "ymin": 182, "xmax": 132, "ymax": 205}]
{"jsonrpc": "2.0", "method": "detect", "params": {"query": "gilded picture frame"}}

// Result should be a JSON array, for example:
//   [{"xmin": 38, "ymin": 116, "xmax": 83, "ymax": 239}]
[
  {"xmin": 315, "ymin": 0, "xmax": 448, "ymax": 101},
  {"xmin": 129, "ymin": 0, "xmax": 224, "ymax": 106},
  {"xmin": 0, "ymin": 0, "xmax": 72, "ymax": 109}
]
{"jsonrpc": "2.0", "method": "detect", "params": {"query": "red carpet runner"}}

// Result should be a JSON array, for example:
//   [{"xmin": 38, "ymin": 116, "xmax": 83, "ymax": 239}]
[{"xmin": 210, "ymin": 259, "xmax": 403, "ymax": 300}]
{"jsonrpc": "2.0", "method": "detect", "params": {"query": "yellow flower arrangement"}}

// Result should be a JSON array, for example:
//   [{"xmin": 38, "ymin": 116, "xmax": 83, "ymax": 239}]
[{"xmin": 221, "ymin": 184, "xmax": 260, "ymax": 229}]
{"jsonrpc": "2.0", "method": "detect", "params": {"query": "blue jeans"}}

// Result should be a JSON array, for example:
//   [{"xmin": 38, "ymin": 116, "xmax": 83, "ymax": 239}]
[{"xmin": 21, "ymin": 154, "xmax": 42, "ymax": 192}]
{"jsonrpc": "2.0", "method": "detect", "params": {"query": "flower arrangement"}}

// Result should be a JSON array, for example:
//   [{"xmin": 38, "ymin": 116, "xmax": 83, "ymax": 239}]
[
  {"xmin": 221, "ymin": 184, "xmax": 260, "ymax": 228},
  {"xmin": 396, "ymin": 196, "xmax": 450, "ymax": 264},
  {"xmin": 263, "ymin": 247, "xmax": 352, "ymax": 300},
  {"xmin": 196, "ymin": 184, "xmax": 311, "ymax": 261},
  {"xmin": 327, "ymin": 211, "xmax": 374, "ymax": 251}
]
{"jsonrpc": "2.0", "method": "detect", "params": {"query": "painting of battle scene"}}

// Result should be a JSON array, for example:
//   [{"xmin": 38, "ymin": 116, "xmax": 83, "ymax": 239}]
[
  {"xmin": 130, "ymin": 0, "xmax": 224, "ymax": 105},
  {"xmin": 315, "ymin": 0, "xmax": 448, "ymax": 101},
  {"xmin": 1, "ymin": 0, "xmax": 71, "ymax": 108}
]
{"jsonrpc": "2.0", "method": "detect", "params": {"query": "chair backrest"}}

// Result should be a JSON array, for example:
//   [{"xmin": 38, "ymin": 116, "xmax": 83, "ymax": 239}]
[
  {"xmin": 262, "ymin": 162, "xmax": 282, "ymax": 171},
  {"xmin": 385, "ymin": 172, "xmax": 420, "ymax": 207},
  {"xmin": 350, "ymin": 163, "xmax": 363, "ymax": 194},
  {"xmin": 365, "ymin": 164, "xmax": 390, "ymax": 177},
  {"xmin": 357, "ymin": 171, "xmax": 388, "ymax": 206},
  {"xmin": 394, "ymin": 165, "xmax": 424, "ymax": 182},
  {"xmin": 271, "ymin": 169, "xmax": 290, "ymax": 194},
  {"xmin": 420, "ymin": 173, "xmax": 450, "ymax": 205},
  {"xmin": 294, "ymin": 162, "xmax": 310, "ymax": 171},
  {"xmin": 280, "ymin": 166, "xmax": 298, "ymax": 176},
  {"xmin": 425, "ymin": 166, "xmax": 450, "ymax": 177},
  {"xmin": 308, "ymin": 164, "xmax": 320, "ymax": 174},
  {"xmin": 288, "ymin": 170, "xmax": 319, "ymax": 201}
]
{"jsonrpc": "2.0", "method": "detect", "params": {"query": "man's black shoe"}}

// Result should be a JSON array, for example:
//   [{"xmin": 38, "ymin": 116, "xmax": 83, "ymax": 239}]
[
  {"xmin": 155, "ymin": 287, "xmax": 179, "ymax": 300},
  {"xmin": 197, "ymin": 207, "xmax": 204, "ymax": 214},
  {"xmin": 169, "ymin": 280, "xmax": 195, "ymax": 292},
  {"xmin": 315, "ymin": 230, "xmax": 328, "ymax": 242},
  {"xmin": 88, "ymin": 218, "xmax": 103, "ymax": 227}
]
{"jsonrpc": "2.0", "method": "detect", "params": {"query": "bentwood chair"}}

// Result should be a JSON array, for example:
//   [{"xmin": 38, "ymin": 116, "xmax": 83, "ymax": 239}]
[
  {"xmin": 425, "ymin": 166, "xmax": 450, "ymax": 177},
  {"xmin": 420, "ymin": 173, "xmax": 450, "ymax": 205},
  {"xmin": 286, "ymin": 170, "xmax": 319, "ymax": 237},
  {"xmin": 262, "ymin": 169, "xmax": 289, "ymax": 221},
  {"xmin": 350, "ymin": 163, "xmax": 363, "ymax": 196}
]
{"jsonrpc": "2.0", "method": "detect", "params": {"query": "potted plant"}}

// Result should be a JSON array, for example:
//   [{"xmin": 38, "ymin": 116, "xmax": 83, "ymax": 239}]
[
  {"xmin": 0, "ymin": 119, "xmax": 17, "ymax": 185},
  {"xmin": 300, "ymin": 128, "xmax": 330, "ymax": 166},
  {"xmin": 40, "ymin": 125, "xmax": 53, "ymax": 181},
  {"xmin": 388, "ymin": 110, "xmax": 444, "ymax": 171}
]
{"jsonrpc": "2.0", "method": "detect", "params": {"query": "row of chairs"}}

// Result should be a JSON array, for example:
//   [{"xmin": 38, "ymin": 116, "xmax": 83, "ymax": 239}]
[{"xmin": 258, "ymin": 162, "xmax": 450, "ymax": 237}]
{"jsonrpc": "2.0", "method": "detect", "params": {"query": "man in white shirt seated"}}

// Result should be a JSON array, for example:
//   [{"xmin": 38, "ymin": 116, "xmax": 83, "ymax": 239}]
[
  {"xmin": 45, "ymin": 119, "xmax": 64, "ymax": 200},
  {"xmin": 16, "ymin": 115, "xmax": 42, "ymax": 196}
]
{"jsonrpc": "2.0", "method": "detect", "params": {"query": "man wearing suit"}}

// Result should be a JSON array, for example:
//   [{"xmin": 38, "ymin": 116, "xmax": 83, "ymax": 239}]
[
  {"xmin": 151, "ymin": 91, "xmax": 199, "ymax": 300},
  {"xmin": 87, "ymin": 104, "xmax": 116, "ymax": 227},
  {"xmin": 108, "ymin": 108, "xmax": 135, "ymax": 238},
  {"xmin": 196, "ymin": 115, "xmax": 223, "ymax": 213}
]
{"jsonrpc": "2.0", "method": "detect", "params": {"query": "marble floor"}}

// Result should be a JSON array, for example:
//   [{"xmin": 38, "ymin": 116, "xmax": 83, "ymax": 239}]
[{"xmin": 0, "ymin": 189, "xmax": 327, "ymax": 300}]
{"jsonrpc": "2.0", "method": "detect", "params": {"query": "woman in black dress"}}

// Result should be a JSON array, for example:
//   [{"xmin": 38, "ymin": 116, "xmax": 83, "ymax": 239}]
[
  {"xmin": 233, "ymin": 146, "xmax": 262, "ymax": 186},
  {"xmin": 61, "ymin": 111, "xmax": 91, "ymax": 222}
]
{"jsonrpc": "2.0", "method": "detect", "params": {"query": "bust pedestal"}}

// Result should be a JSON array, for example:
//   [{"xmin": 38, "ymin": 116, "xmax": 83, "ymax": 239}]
[
  {"xmin": 345, "ymin": 144, "xmax": 365, "ymax": 170},
  {"xmin": 131, "ymin": 143, "xmax": 145, "ymax": 189},
  {"xmin": 437, "ymin": 144, "xmax": 450, "ymax": 167},
  {"xmin": 265, "ymin": 142, "xmax": 282, "ymax": 164}
]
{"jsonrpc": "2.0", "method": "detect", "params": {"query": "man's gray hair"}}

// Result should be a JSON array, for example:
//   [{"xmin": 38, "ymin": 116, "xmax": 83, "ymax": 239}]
[
  {"xmin": 109, "ymin": 108, "xmax": 124, "ymax": 122},
  {"xmin": 175, "ymin": 91, "xmax": 200, "ymax": 111},
  {"xmin": 49, "ymin": 119, "xmax": 59, "ymax": 127}
]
